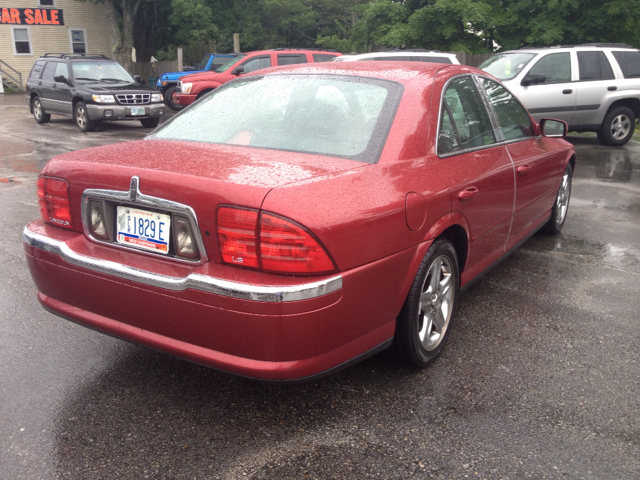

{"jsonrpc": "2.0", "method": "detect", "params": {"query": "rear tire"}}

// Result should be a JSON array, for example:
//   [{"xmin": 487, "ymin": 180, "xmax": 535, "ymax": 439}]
[
  {"xmin": 74, "ymin": 101, "xmax": 95, "ymax": 132},
  {"xmin": 164, "ymin": 86, "xmax": 184, "ymax": 111},
  {"xmin": 395, "ymin": 238, "xmax": 460, "ymax": 367},
  {"xmin": 32, "ymin": 97, "xmax": 51, "ymax": 124},
  {"xmin": 140, "ymin": 117, "xmax": 160, "ymax": 128},
  {"xmin": 542, "ymin": 164, "xmax": 572, "ymax": 234},
  {"xmin": 598, "ymin": 106, "xmax": 635, "ymax": 146}
]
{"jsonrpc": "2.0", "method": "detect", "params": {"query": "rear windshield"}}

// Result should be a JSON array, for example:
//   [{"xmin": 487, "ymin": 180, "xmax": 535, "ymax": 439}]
[
  {"xmin": 149, "ymin": 74, "xmax": 403, "ymax": 164},
  {"xmin": 480, "ymin": 53, "xmax": 537, "ymax": 80},
  {"xmin": 611, "ymin": 51, "xmax": 640, "ymax": 78}
]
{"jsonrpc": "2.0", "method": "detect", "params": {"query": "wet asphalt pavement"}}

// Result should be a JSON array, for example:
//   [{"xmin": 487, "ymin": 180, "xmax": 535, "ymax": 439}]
[{"xmin": 0, "ymin": 93, "xmax": 639, "ymax": 480}]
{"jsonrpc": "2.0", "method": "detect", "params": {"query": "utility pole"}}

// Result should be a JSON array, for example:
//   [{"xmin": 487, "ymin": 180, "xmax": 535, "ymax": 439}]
[{"xmin": 233, "ymin": 33, "xmax": 240, "ymax": 53}]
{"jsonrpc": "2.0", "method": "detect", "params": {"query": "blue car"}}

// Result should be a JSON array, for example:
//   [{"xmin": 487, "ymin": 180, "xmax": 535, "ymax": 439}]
[{"xmin": 156, "ymin": 53, "xmax": 239, "ymax": 110}]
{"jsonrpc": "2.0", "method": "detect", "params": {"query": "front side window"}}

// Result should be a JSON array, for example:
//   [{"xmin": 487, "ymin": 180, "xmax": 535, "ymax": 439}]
[
  {"xmin": 54, "ymin": 62, "xmax": 69, "ymax": 82},
  {"xmin": 438, "ymin": 76, "xmax": 496, "ymax": 155},
  {"xmin": 70, "ymin": 29, "xmax": 87, "ymax": 54},
  {"xmin": 215, "ymin": 55, "xmax": 245, "ymax": 73},
  {"xmin": 611, "ymin": 51, "xmax": 640, "ymax": 78},
  {"xmin": 12, "ymin": 27, "xmax": 31, "ymax": 55},
  {"xmin": 528, "ymin": 53, "xmax": 571, "ymax": 84},
  {"xmin": 150, "ymin": 74, "xmax": 403, "ymax": 163},
  {"xmin": 241, "ymin": 56, "xmax": 271, "ymax": 73},
  {"xmin": 479, "ymin": 53, "xmax": 536, "ymax": 80},
  {"xmin": 578, "ymin": 51, "xmax": 614, "ymax": 81},
  {"xmin": 478, "ymin": 77, "xmax": 533, "ymax": 141}
]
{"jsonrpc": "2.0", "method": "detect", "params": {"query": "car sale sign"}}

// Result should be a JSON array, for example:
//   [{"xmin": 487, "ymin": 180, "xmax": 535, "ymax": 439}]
[{"xmin": 1, "ymin": 8, "xmax": 65, "ymax": 25}]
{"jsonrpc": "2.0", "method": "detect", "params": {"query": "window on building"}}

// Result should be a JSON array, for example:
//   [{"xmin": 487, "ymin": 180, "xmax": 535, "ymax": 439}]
[
  {"xmin": 39, "ymin": 0, "xmax": 55, "ymax": 5},
  {"xmin": 70, "ymin": 29, "xmax": 87, "ymax": 54},
  {"xmin": 11, "ymin": 27, "xmax": 31, "ymax": 55}
]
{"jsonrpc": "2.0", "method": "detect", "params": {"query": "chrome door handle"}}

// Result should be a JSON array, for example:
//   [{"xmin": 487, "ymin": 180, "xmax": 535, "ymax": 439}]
[{"xmin": 458, "ymin": 187, "xmax": 479, "ymax": 201}]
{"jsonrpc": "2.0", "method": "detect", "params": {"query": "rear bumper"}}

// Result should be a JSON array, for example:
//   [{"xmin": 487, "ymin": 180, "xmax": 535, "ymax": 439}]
[
  {"xmin": 86, "ymin": 103, "xmax": 165, "ymax": 121},
  {"xmin": 174, "ymin": 94, "xmax": 197, "ymax": 106},
  {"xmin": 23, "ymin": 221, "xmax": 406, "ymax": 381}
]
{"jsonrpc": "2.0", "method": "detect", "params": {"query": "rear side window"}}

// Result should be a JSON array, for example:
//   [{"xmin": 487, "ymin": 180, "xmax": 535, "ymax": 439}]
[
  {"xmin": 438, "ymin": 75, "xmax": 495, "ymax": 155},
  {"xmin": 578, "ymin": 51, "xmax": 614, "ymax": 80},
  {"xmin": 528, "ymin": 53, "xmax": 571, "ymax": 83},
  {"xmin": 41, "ymin": 62, "xmax": 57, "ymax": 81},
  {"xmin": 611, "ymin": 51, "xmax": 640, "ymax": 78},
  {"xmin": 370, "ymin": 56, "xmax": 409, "ymax": 61},
  {"xmin": 277, "ymin": 54, "xmax": 307, "ymax": 66},
  {"xmin": 418, "ymin": 56, "xmax": 452, "ymax": 64},
  {"xmin": 29, "ymin": 60, "xmax": 47, "ymax": 79},
  {"xmin": 312, "ymin": 54, "xmax": 338, "ymax": 62}
]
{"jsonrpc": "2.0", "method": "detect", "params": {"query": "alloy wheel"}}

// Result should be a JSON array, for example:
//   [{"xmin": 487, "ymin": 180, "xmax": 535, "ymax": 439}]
[
  {"xmin": 417, "ymin": 255, "xmax": 454, "ymax": 351},
  {"xmin": 34, "ymin": 100, "xmax": 42, "ymax": 120},
  {"xmin": 610, "ymin": 114, "xmax": 631, "ymax": 140},
  {"xmin": 556, "ymin": 170, "xmax": 571, "ymax": 226},
  {"xmin": 76, "ymin": 105, "xmax": 87, "ymax": 129}
]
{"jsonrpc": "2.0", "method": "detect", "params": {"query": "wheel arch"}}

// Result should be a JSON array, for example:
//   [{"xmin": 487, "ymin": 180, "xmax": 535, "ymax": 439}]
[
  {"xmin": 607, "ymin": 98, "xmax": 640, "ymax": 120},
  {"xmin": 392, "ymin": 215, "xmax": 470, "ymax": 316},
  {"xmin": 197, "ymin": 88, "xmax": 215, "ymax": 99}
]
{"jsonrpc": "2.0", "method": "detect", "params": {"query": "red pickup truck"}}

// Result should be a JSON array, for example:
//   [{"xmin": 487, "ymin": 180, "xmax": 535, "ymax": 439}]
[{"xmin": 175, "ymin": 48, "xmax": 341, "ymax": 107}]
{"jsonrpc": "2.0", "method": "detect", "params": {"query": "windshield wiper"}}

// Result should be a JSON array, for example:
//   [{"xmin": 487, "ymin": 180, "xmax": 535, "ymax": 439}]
[
  {"xmin": 75, "ymin": 77, "xmax": 99, "ymax": 81},
  {"xmin": 100, "ymin": 78, "xmax": 130, "ymax": 83}
]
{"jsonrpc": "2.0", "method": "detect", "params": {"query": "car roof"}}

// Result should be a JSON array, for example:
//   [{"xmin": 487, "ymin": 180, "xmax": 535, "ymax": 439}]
[
  {"xmin": 251, "ymin": 60, "xmax": 477, "ymax": 84},
  {"xmin": 240, "ymin": 49, "xmax": 339, "ymax": 56},
  {"xmin": 501, "ymin": 43, "xmax": 639, "ymax": 54},
  {"xmin": 350, "ymin": 51, "xmax": 455, "ymax": 58}
]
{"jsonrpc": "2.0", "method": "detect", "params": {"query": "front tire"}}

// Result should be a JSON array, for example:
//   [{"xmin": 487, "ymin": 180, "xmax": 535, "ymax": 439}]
[
  {"xmin": 74, "ymin": 102, "xmax": 95, "ymax": 132},
  {"xmin": 140, "ymin": 117, "xmax": 160, "ymax": 128},
  {"xmin": 164, "ymin": 86, "xmax": 184, "ymax": 111},
  {"xmin": 32, "ymin": 97, "xmax": 51, "ymax": 124},
  {"xmin": 395, "ymin": 238, "xmax": 460, "ymax": 367},
  {"xmin": 542, "ymin": 164, "xmax": 572, "ymax": 234},
  {"xmin": 598, "ymin": 106, "xmax": 635, "ymax": 146}
]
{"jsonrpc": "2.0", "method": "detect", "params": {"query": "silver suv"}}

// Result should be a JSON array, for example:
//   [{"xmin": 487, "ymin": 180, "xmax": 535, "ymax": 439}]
[{"xmin": 480, "ymin": 43, "xmax": 640, "ymax": 146}]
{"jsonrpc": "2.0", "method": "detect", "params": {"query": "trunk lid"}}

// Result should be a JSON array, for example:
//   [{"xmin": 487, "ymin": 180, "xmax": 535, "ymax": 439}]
[{"xmin": 43, "ymin": 139, "xmax": 365, "ymax": 263}]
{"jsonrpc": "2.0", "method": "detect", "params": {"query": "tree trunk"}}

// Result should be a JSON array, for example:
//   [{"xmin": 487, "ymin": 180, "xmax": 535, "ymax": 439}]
[{"xmin": 103, "ymin": 0, "xmax": 123, "ymax": 62}]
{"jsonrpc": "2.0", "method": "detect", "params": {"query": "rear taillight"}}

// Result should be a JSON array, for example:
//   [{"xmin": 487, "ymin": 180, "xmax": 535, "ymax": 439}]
[
  {"xmin": 37, "ymin": 176, "xmax": 73, "ymax": 230},
  {"xmin": 259, "ymin": 212, "xmax": 336, "ymax": 274},
  {"xmin": 217, "ymin": 207, "xmax": 259, "ymax": 268},
  {"xmin": 216, "ymin": 206, "xmax": 336, "ymax": 275}
]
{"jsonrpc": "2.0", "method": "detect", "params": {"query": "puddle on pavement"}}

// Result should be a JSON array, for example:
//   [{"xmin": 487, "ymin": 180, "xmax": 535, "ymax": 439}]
[{"xmin": 524, "ymin": 234, "xmax": 639, "ymax": 269}]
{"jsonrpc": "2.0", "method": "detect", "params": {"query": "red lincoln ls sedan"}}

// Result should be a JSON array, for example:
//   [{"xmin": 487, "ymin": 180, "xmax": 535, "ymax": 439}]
[{"xmin": 23, "ymin": 62, "xmax": 574, "ymax": 381}]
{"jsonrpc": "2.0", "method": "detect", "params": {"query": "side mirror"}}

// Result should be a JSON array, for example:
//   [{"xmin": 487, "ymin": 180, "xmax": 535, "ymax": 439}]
[
  {"xmin": 521, "ymin": 73, "xmax": 545, "ymax": 86},
  {"xmin": 232, "ymin": 66, "xmax": 245, "ymax": 75},
  {"xmin": 540, "ymin": 118, "xmax": 567, "ymax": 138},
  {"xmin": 133, "ymin": 75, "xmax": 143, "ymax": 84},
  {"xmin": 54, "ymin": 75, "xmax": 68, "ymax": 84}
]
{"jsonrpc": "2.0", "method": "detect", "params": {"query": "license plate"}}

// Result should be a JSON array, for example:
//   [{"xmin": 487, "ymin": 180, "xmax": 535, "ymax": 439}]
[
  {"xmin": 116, "ymin": 207, "xmax": 171, "ymax": 254},
  {"xmin": 130, "ymin": 106, "xmax": 145, "ymax": 116}
]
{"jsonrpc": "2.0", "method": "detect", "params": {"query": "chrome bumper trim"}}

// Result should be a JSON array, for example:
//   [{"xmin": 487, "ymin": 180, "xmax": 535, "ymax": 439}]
[{"xmin": 23, "ymin": 226, "xmax": 342, "ymax": 303}]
